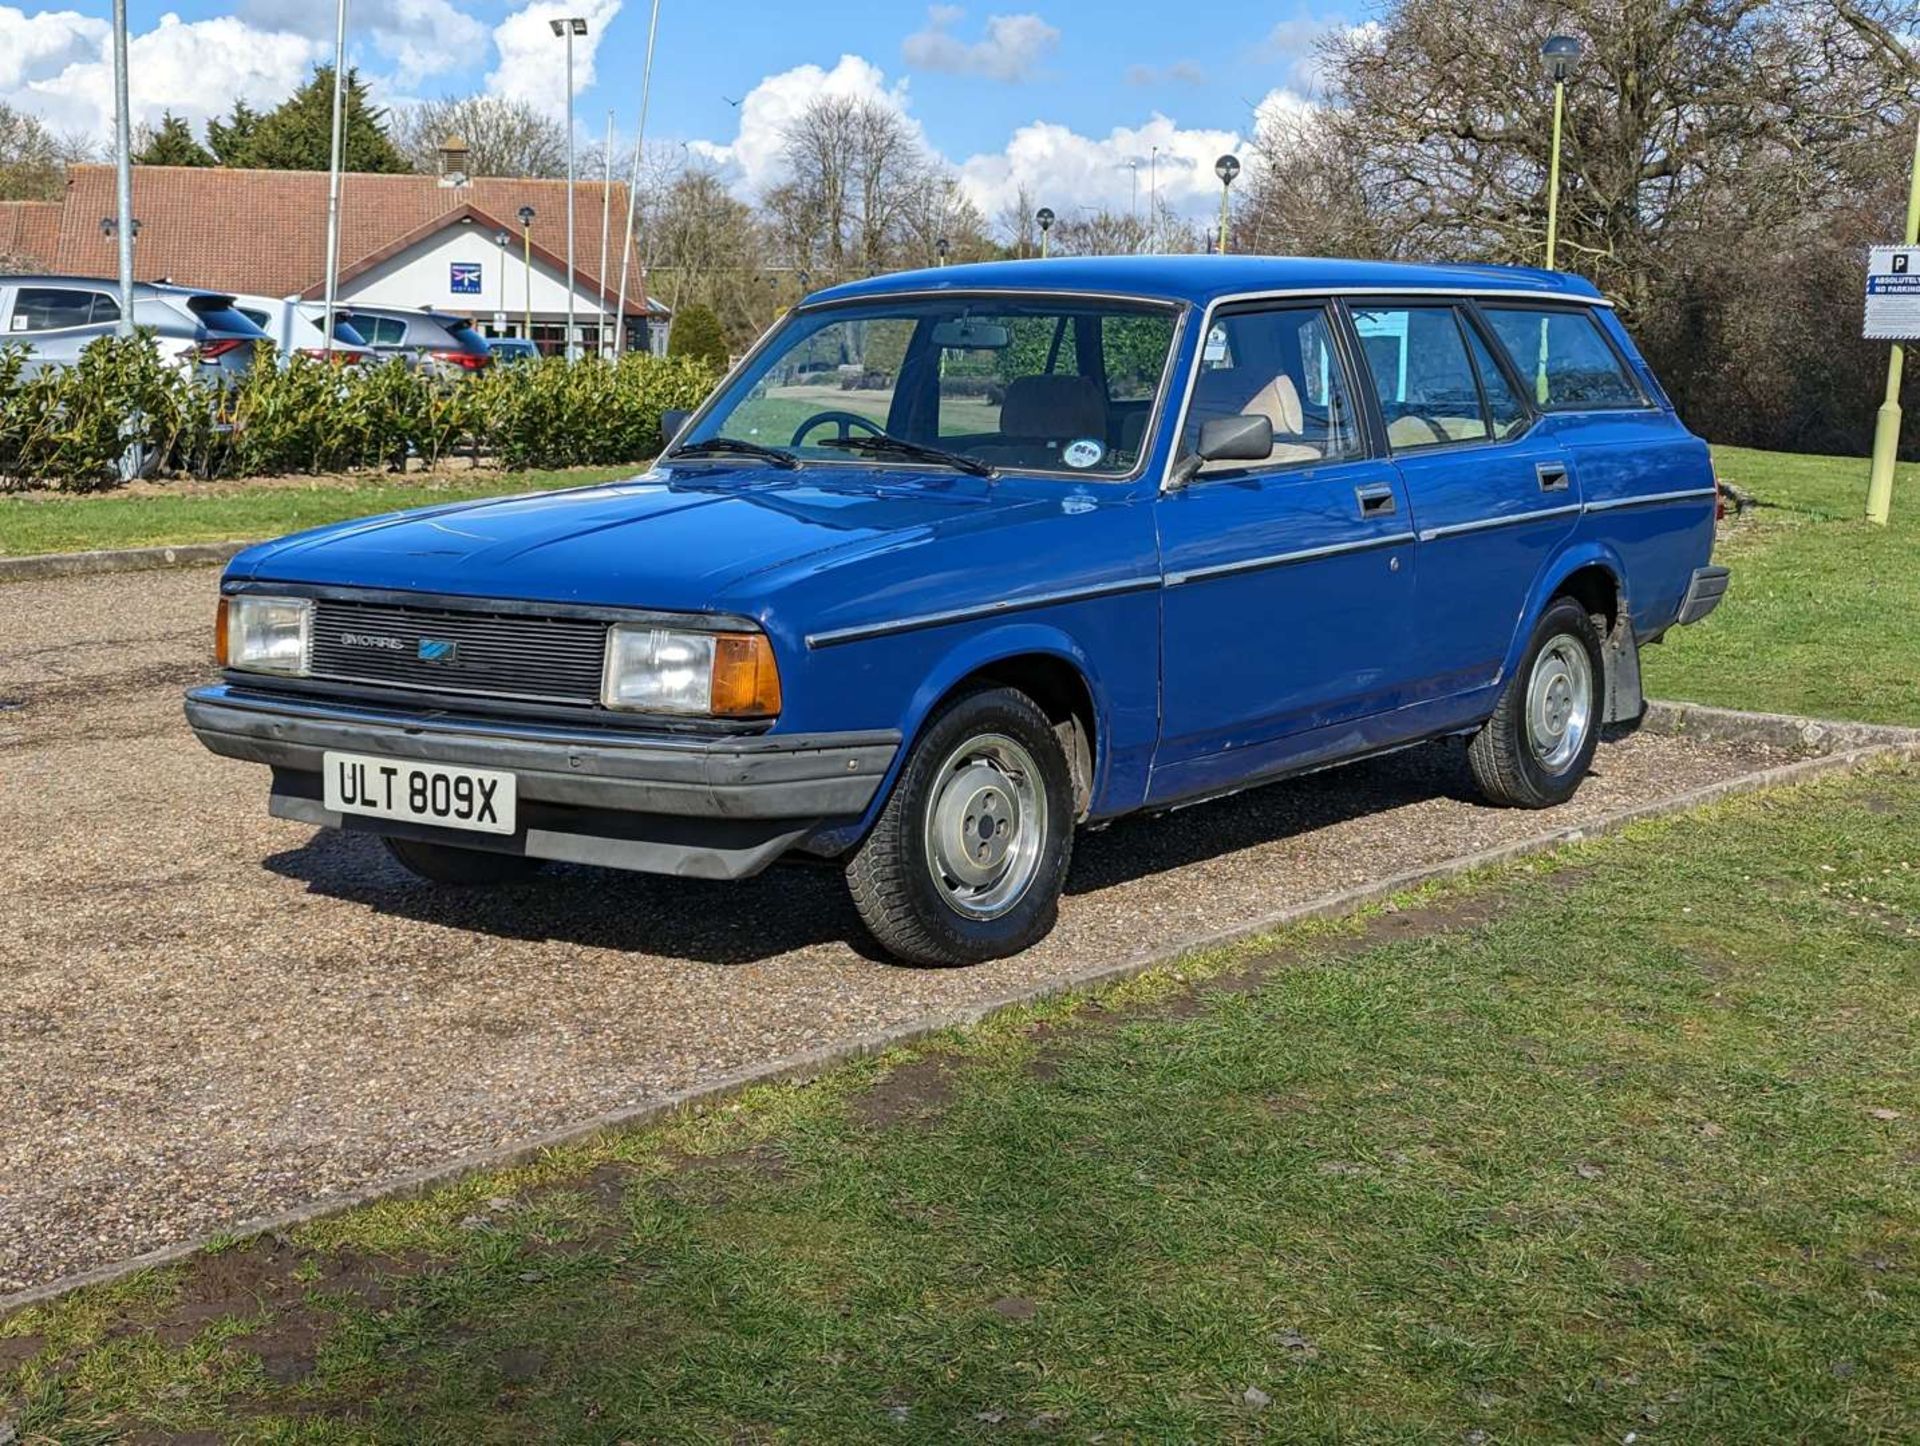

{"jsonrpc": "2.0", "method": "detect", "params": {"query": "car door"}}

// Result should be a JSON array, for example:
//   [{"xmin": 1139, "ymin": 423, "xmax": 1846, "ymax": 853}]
[
  {"xmin": 5, "ymin": 285, "xmax": 118, "ymax": 375},
  {"xmin": 1345, "ymin": 300, "xmax": 1581, "ymax": 703},
  {"xmin": 1151, "ymin": 300, "xmax": 1417, "ymax": 804}
]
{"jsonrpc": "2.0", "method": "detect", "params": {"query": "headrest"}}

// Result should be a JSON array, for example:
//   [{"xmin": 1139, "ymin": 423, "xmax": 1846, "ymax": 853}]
[
  {"xmin": 1000, "ymin": 374, "xmax": 1108, "ymax": 440},
  {"xmin": 1243, "ymin": 374, "xmax": 1305, "ymax": 436}
]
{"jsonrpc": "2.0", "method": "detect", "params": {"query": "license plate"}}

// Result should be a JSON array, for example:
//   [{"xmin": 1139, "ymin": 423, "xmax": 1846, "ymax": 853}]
[{"xmin": 322, "ymin": 752, "xmax": 516, "ymax": 836}]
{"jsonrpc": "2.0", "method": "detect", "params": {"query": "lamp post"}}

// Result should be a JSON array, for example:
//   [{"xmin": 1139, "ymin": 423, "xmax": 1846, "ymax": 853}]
[
  {"xmin": 518, "ymin": 204, "xmax": 536, "ymax": 344},
  {"xmin": 936, "ymin": 237, "xmax": 949, "ymax": 267},
  {"xmin": 551, "ymin": 16, "xmax": 588, "ymax": 360},
  {"xmin": 1867, "ymin": 120, "xmax": 1920, "ymax": 524},
  {"xmin": 494, "ymin": 229, "xmax": 510, "ymax": 332},
  {"xmin": 109, "ymin": 0, "xmax": 135, "ymax": 338},
  {"xmin": 320, "ymin": 0, "xmax": 350, "ymax": 357},
  {"xmin": 1149, "ymin": 145, "xmax": 1160, "ymax": 253},
  {"xmin": 1214, "ymin": 154, "xmax": 1240, "ymax": 255},
  {"xmin": 1540, "ymin": 35, "xmax": 1580, "ymax": 272},
  {"xmin": 1035, "ymin": 207, "xmax": 1055, "ymax": 259}
]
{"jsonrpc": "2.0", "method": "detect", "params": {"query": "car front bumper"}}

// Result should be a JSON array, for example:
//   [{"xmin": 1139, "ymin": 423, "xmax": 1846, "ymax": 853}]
[{"xmin": 184, "ymin": 684, "xmax": 899, "ymax": 879}]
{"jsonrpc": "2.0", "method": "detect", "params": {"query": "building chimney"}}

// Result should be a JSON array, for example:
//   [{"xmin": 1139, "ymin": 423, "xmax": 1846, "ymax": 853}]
[{"xmin": 437, "ymin": 136, "xmax": 471, "ymax": 187}]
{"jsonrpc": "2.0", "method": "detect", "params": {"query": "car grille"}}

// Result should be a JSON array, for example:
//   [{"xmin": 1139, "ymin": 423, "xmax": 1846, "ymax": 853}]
[{"xmin": 307, "ymin": 598, "xmax": 608, "ymax": 706}]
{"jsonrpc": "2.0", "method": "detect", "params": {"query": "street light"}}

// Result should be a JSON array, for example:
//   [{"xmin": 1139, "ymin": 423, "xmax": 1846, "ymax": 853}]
[
  {"xmin": 1214, "ymin": 154, "xmax": 1241, "ymax": 255},
  {"xmin": 494, "ymin": 229, "xmax": 510, "ymax": 331},
  {"xmin": 936, "ymin": 237, "xmax": 950, "ymax": 266},
  {"xmin": 518, "ymin": 204, "xmax": 537, "ymax": 344},
  {"xmin": 1539, "ymin": 35, "xmax": 1581, "ymax": 271},
  {"xmin": 1035, "ymin": 207, "xmax": 1055, "ymax": 259},
  {"xmin": 551, "ymin": 16, "xmax": 589, "ymax": 360}
]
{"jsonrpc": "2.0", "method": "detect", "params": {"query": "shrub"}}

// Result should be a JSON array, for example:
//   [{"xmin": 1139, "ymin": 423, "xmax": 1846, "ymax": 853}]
[
  {"xmin": 667, "ymin": 303, "xmax": 729, "ymax": 371},
  {"xmin": 0, "ymin": 337, "xmax": 721, "ymax": 490}
]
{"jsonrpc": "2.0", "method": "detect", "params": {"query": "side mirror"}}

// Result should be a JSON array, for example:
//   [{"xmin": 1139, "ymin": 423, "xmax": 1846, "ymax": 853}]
[
  {"xmin": 1167, "ymin": 413, "xmax": 1273, "ymax": 490},
  {"xmin": 660, "ymin": 408, "xmax": 692, "ymax": 449}
]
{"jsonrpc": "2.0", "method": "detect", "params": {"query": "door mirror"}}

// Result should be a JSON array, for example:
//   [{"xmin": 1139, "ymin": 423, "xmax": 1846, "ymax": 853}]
[
  {"xmin": 660, "ymin": 408, "xmax": 692, "ymax": 448},
  {"xmin": 1199, "ymin": 413, "xmax": 1274, "ymax": 462},
  {"xmin": 1168, "ymin": 413, "xmax": 1273, "ymax": 490}
]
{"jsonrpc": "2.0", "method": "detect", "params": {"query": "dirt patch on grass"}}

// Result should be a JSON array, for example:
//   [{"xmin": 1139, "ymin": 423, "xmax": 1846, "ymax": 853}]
[{"xmin": 852, "ymin": 1055, "xmax": 962, "ymax": 1128}]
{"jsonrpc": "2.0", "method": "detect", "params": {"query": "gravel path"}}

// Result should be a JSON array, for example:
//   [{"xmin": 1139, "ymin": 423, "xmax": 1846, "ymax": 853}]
[{"xmin": 0, "ymin": 567, "xmax": 1791, "ymax": 1295}]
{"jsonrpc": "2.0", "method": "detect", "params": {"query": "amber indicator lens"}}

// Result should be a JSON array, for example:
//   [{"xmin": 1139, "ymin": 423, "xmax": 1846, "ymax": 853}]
[{"xmin": 710, "ymin": 633, "xmax": 782, "ymax": 718}]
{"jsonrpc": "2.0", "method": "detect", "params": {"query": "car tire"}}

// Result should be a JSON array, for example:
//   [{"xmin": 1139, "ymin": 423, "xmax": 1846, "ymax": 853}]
[
  {"xmin": 847, "ymin": 686, "xmax": 1076, "ymax": 967},
  {"xmin": 383, "ymin": 836, "xmax": 545, "ymax": 886},
  {"xmin": 1467, "ymin": 596, "xmax": 1605, "ymax": 809}
]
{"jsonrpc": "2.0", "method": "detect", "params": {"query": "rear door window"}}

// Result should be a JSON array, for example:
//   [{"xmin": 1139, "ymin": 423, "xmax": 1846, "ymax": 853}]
[
  {"xmin": 9, "ymin": 288, "xmax": 107, "ymax": 333},
  {"xmin": 1349, "ymin": 305, "xmax": 1492, "ymax": 451},
  {"xmin": 1481, "ymin": 306, "xmax": 1646, "ymax": 409}
]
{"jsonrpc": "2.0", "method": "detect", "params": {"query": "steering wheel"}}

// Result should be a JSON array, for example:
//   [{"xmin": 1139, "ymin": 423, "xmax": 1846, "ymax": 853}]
[{"xmin": 790, "ymin": 410, "xmax": 888, "ymax": 449}]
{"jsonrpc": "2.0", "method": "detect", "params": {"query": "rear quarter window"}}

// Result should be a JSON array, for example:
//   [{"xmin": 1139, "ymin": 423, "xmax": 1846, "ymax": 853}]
[{"xmin": 1482, "ymin": 306, "xmax": 1647, "ymax": 410}]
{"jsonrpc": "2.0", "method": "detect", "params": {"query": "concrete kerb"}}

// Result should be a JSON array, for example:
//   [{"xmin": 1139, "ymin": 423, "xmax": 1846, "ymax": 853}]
[
  {"xmin": 0, "ymin": 540, "xmax": 254, "ymax": 584},
  {"xmin": 3, "ymin": 699, "xmax": 1915, "ymax": 1316}
]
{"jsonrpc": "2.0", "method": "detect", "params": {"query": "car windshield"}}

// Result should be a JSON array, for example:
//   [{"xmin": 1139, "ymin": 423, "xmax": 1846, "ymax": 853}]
[{"xmin": 679, "ymin": 294, "xmax": 1180, "ymax": 478}]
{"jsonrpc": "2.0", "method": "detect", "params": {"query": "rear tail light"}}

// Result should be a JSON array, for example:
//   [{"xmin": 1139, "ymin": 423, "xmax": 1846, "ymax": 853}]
[
  {"xmin": 297, "ymin": 347, "xmax": 361, "ymax": 366},
  {"xmin": 196, "ymin": 338, "xmax": 249, "ymax": 365},
  {"xmin": 430, "ymin": 350, "xmax": 490, "ymax": 371}
]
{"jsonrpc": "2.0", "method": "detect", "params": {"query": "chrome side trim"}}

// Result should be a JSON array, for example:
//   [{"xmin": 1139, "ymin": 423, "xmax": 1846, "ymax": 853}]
[
  {"xmin": 1583, "ymin": 487, "xmax": 1719, "ymax": 513},
  {"xmin": 1165, "ymin": 530, "xmax": 1415, "ymax": 587},
  {"xmin": 805, "ymin": 576, "xmax": 1161, "ymax": 649},
  {"xmin": 1417, "ymin": 503, "xmax": 1584, "ymax": 543}
]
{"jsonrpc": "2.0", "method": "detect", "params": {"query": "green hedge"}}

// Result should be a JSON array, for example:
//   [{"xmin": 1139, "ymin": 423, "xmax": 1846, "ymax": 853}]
[{"xmin": 0, "ymin": 336, "xmax": 719, "ymax": 492}]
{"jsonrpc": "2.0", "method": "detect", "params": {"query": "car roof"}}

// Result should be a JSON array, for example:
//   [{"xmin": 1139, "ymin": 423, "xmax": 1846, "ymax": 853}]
[
  {"xmin": 0, "ymin": 274, "xmax": 237, "ymax": 301},
  {"xmin": 806, "ymin": 254, "xmax": 1606, "ymax": 309}
]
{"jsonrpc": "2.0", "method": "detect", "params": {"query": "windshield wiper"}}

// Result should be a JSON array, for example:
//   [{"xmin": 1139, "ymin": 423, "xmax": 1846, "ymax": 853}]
[
  {"xmin": 668, "ymin": 438, "xmax": 799, "ymax": 469},
  {"xmin": 817, "ymin": 433, "xmax": 996, "ymax": 478}
]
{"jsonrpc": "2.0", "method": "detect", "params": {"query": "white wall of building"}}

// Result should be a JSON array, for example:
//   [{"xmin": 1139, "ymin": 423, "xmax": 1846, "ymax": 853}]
[{"xmin": 337, "ymin": 220, "xmax": 665, "ymax": 352}]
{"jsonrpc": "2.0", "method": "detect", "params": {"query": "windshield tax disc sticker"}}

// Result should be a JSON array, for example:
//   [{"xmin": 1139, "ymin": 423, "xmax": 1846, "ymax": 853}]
[{"xmin": 1062, "ymin": 438, "xmax": 1105, "ymax": 469}]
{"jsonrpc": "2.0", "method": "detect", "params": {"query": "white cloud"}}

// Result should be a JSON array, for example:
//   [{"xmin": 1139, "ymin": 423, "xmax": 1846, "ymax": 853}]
[
  {"xmin": 243, "ymin": 0, "xmax": 489, "ymax": 84},
  {"xmin": 902, "ymin": 7, "xmax": 1058, "ymax": 82},
  {"xmin": 956, "ymin": 111, "xmax": 1250, "ymax": 223},
  {"xmin": 0, "ymin": 8, "xmax": 327, "ymax": 139},
  {"xmin": 486, "ymin": 0, "xmax": 625, "ymax": 120},
  {"xmin": 686, "ymin": 54, "xmax": 921, "ymax": 198},
  {"xmin": 1124, "ymin": 60, "xmax": 1206, "ymax": 88}
]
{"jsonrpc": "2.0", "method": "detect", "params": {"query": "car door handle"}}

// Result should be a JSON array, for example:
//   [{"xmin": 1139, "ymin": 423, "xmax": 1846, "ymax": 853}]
[
  {"xmin": 1537, "ymin": 462, "xmax": 1570, "ymax": 493},
  {"xmin": 1355, "ymin": 484, "xmax": 1397, "ymax": 519}
]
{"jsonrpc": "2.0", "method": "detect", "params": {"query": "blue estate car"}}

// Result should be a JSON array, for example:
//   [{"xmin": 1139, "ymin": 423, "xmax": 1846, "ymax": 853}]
[{"xmin": 186, "ymin": 256, "xmax": 1728, "ymax": 966}]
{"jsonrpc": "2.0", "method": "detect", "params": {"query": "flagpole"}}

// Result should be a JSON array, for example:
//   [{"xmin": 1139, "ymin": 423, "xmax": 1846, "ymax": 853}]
[
  {"xmin": 598, "ymin": 109, "xmax": 613, "ymax": 358},
  {"xmin": 321, "ymin": 0, "xmax": 349, "ymax": 358},
  {"xmin": 613, "ymin": 0, "xmax": 662, "ymax": 356}
]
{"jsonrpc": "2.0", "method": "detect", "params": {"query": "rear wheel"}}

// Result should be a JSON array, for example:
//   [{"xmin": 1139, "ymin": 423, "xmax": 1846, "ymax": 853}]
[
  {"xmin": 1467, "ymin": 596, "xmax": 1604, "ymax": 808},
  {"xmin": 384, "ymin": 836, "xmax": 545, "ymax": 886},
  {"xmin": 847, "ymin": 686, "xmax": 1075, "ymax": 967}
]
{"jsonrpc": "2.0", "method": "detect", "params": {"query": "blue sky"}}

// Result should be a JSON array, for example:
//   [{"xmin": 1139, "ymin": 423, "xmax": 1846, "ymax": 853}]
[{"xmin": 2, "ymin": 2, "xmax": 1353, "ymax": 219}]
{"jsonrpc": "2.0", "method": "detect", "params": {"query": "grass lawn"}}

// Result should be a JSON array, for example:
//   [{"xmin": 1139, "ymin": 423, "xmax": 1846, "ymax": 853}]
[
  {"xmin": 0, "ymin": 465, "xmax": 645, "ymax": 558},
  {"xmin": 6, "ymin": 762, "xmax": 1918, "ymax": 1441},
  {"xmin": 1643, "ymin": 445, "xmax": 1920, "ymax": 725}
]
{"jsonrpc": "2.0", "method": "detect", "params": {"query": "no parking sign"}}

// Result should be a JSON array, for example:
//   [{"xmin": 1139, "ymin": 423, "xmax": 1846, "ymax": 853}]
[{"xmin": 1864, "ymin": 247, "xmax": 1920, "ymax": 340}]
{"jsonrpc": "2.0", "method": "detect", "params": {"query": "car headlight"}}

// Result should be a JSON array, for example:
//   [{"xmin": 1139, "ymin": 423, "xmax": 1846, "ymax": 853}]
[
  {"xmin": 601, "ymin": 625, "xmax": 782, "ymax": 717},
  {"xmin": 217, "ymin": 594, "xmax": 310, "ymax": 675}
]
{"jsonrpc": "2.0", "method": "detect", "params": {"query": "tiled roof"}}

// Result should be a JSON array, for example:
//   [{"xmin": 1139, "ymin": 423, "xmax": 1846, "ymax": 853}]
[
  {"xmin": 0, "ymin": 201, "xmax": 62, "ymax": 267},
  {"xmin": 38, "ymin": 165, "xmax": 658, "ymax": 314}
]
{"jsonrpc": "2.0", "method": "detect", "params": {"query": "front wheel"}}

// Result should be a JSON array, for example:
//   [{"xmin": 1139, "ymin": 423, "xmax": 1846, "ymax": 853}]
[
  {"xmin": 847, "ymin": 687, "xmax": 1075, "ymax": 967},
  {"xmin": 1467, "ymin": 597, "xmax": 1605, "ymax": 808}
]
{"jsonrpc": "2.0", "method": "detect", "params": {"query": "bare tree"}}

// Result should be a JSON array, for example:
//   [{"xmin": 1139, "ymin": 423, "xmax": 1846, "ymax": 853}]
[
  {"xmin": 391, "ymin": 95, "xmax": 570, "ymax": 178},
  {"xmin": 1047, "ymin": 208, "xmax": 1149, "ymax": 256},
  {"xmin": 995, "ymin": 181, "xmax": 1039, "ymax": 257},
  {"xmin": 0, "ymin": 102, "xmax": 93, "ymax": 203},
  {"xmin": 768, "ymin": 96, "xmax": 958, "ymax": 282}
]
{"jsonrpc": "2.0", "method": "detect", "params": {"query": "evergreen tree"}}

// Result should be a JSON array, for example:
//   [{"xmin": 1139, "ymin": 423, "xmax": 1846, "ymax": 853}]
[
  {"xmin": 205, "ymin": 101, "xmax": 261, "ymax": 167},
  {"xmin": 135, "ymin": 112, "xmax": 213, "ymax": 167},
  {"xmin": 666, "ymin": 303, "xmax": 728, "ymax": 370},
  {"xmin": 209, "ymin": 69, "xmax": 408, "ymax": 173}
]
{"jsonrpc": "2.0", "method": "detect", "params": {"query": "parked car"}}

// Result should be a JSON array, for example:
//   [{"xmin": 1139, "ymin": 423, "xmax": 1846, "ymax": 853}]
[
  {"xmin": 0, "ymin": 275, "xmax": 265, "ymax": 379},
  {"xmin": 186, "ymin": 256, "xmax": 1727, "ymax": 967},
  {"xmin": 485, "ymin": 336, "xmax": 542, "ymax": 366},
  {"xmin": 337, "ymin": 305, "xmax": 492, "ymax": 376},
  {"xmin": 229, "ymin": 294, "xmax": 378, "ymax": 367}
]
